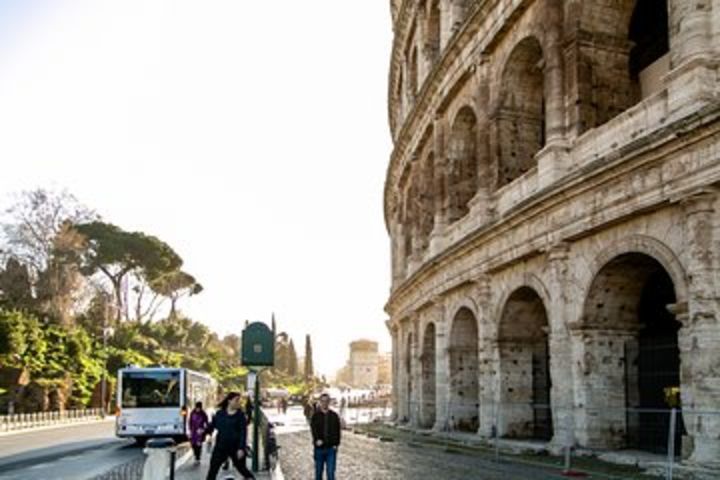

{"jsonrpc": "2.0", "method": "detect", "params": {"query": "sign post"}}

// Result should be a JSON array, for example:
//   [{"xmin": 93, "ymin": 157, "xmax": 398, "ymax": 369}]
[{"xmin": 241, "ymin": 322, "xmax": 274, "ymax": 472}]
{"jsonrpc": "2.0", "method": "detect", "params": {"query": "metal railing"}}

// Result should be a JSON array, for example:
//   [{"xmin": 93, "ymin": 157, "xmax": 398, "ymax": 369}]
[
  {"xmin": 386, "ymin": 400, "xmax": 720, "ymax": 479},
  {"xmin": 0, "ymin": 408, "xmax": 104, "ymax": 432}
]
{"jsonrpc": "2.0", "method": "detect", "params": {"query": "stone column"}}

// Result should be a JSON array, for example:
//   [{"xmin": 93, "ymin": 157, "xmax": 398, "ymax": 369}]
[
  {"xmin": 546, "ymin": 244, "xmax": 577, "ymax": 450},
  {"xmin": 665, "ymin": 0, "xmax": 716, "ymax": 114},
  {"xmin": 396, "ymin": 320, "xmax": 409, "ymax": 422},
  {"xmin": 431, "ymin": 298, "xmax": 450, "ymax": 431},
  {"xmin": 439, "ymin": 0, "xmax": 453, "ymax": 51},
  {"xmin": 409, "ymin": 315, "xmax": 422, "ymax": 427},
  {"xmin": 429, "ymin": 116, "xmax": 448, "ymax": 255},
  {"xmin": 389, "ymin": 322, "xmax": 400, "ymax": 420},
  {"xmin": 475, "ymin": 276, "xmax": 498, "ymax": 438},
  {"xmin": 669, "ymin": 0, "xmax": 713, "ymax": 68},
  {"xmin": 679, "ymin": 190, "xmax": 720, "ymax": 467}
]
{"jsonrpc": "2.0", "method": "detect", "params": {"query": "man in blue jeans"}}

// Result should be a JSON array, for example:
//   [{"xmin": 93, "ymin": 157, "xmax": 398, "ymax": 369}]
[{"xmin": 310, "ymin": 393, "xmax": 341, "ymax": 480}]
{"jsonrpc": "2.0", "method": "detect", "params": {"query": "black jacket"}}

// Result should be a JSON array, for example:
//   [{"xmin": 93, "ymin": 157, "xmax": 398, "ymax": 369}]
[
  {"xmin": 310, "ymin": 409, "xmax": 341, "ymax": 448},
  {"xmin": 207, "ymin": 409, "xmax": 248, "ymax": 451}
]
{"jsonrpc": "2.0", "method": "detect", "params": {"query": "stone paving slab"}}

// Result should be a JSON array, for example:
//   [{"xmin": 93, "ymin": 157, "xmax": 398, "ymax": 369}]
[{"xmin": 278, "ymin": 428, "xmax": 574, "ymax": 480}]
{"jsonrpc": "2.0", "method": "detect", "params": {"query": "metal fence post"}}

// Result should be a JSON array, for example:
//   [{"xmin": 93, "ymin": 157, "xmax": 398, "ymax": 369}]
[
  {"xmin": 666, "ymin": 408, "xmax": 677, "ymax": 480},
  {"xmin": 494, "ymin": 404, "xmax": 501, "ymax": 463}
]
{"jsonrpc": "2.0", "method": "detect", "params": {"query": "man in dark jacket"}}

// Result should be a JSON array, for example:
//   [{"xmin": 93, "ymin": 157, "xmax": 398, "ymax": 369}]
[{"xmin": 310, "ymin": 393, "xmax": 341, "ymax": 480}]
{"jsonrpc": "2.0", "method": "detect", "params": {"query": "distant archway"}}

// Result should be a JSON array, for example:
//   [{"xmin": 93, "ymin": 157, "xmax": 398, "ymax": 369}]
[
  {"xmin": 496, "ymin": 36, "xmax": 545, "ymax": 188},
  {"xmin": 448, "ymin": 307, "xmax": 479, "ymax": 431}
]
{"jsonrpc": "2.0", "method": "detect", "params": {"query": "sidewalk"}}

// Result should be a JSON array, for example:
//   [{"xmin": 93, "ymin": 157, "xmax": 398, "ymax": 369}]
[{"xmin": 175, "ymin": 455, "xmax": 276, "ymax": 480}]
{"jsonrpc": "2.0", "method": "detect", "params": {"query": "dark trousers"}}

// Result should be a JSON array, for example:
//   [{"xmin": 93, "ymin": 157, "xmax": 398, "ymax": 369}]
[
  {"xmin": 206, "ymin": 447, "xmax": 255, "ymax": 480},
  {"xmin": 191, "ymin": 443, "xmax": 202, "ymax": 461},
  {"xmin": 314, "ymin": 446, "xmax": 337, "ymax": 480}
]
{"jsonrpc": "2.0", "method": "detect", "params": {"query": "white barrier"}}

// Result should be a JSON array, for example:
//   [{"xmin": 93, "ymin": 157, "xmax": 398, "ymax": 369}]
[{"xmin": 0, "ymin": 408, "xmax": 104, "ymax": 432}]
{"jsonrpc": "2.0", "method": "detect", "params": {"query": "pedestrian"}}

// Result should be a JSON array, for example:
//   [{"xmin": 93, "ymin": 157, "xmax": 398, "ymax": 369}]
[
  {"xmin": 281, "ymin": 397, "xmax": 288, "ymax": 414},
  {"xmin": 189, "ymin": 401, "xmax": 209, "ymax": 465},
  {"xmin": 205, "ymin": 392, "xmax": 255, "ymax": 480},
  {"xmin": 310, "ymin": 393, "xmax": 341, "ymax": 480}
]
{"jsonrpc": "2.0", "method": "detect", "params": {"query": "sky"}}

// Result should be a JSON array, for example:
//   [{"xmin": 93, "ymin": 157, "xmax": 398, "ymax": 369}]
[{"xmin": 0, "ymin": 0, "xmax": 394, "ymax": 377}]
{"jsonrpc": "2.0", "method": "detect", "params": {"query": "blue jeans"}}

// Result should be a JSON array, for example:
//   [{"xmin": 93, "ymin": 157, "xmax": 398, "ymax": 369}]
[{"xmin": 314, "ymin": 446, "xmax": 337, "ymax": 480}]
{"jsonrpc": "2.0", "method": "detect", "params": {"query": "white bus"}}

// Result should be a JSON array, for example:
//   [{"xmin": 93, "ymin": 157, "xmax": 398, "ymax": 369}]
[{"xmin": 116, "ymin": 366, "xmax": 217, "ymax": 443}]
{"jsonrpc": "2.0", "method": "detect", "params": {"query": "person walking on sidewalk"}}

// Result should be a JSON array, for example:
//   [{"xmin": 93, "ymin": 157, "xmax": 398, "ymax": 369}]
[
  {"xmin": 189, "ymin": 402, "xmax": 209, "ymax": 465},
  {"xmin": 311, "ymin": 393, "xmax": 341, "ymax": 480},
  {"xmin": 205, "ymin": 392, "xmax": 255, "ymax": 480}
]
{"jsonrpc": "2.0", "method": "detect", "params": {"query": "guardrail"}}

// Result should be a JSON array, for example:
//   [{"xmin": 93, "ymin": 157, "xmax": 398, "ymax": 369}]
[{"xmin": 0, "ymin": 408, "xmax": 104, "ymax": 432}]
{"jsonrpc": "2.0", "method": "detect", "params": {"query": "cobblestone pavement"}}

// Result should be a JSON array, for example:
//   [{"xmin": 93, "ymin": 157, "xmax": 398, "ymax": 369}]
[{"xmin": 278, "ymin": 429, "xmax": 564, "ymax": 480}]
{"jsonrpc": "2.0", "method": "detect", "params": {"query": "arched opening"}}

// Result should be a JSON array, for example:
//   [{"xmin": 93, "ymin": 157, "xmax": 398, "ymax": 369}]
[
  {"xmin": 421, "ymin": 322, "xmax": 436, "ymax": 428},
  {"xmin": 498, "ymin": 287, "xmax": 552, "ymax": 440},
  {"xmin": 496, "ymin": 37, "xmax": 545, "ymax": 188},
  {"xmin": 404, "ymin": 332, "xmax": 413, "ymax": 423},
  {"xmin": 426, "ymin": 0, "xmax": 441, "ymax": 63},
  {"xmin": 582, "ymin": 253, "xmax": 682, "ymax": 453},
  {"xmin": 628, "ymin": 0, "xmax": 669, "ymax": 101},
  {"xmin": 572, "ymin": 0, "xmax": 670, "ymax": 132},
  {"xmin": 447, "ymin": 107, "xmax": 478, "ymax": 223},
  {"xmin": 449, "ymin": 307, "xmax": 479, "ymax": 431}
]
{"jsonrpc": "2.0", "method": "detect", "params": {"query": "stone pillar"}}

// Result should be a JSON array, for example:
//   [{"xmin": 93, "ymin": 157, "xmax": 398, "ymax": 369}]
[
  {"xmin": 439, "ymin": 0, "xmax": 453, "ymax": 51},
  {"xmin": 669, "ymin": 0, "xmax": 713, "ymax": 68},
  {"xmin": 431, "ymin": 298, "xmax": 450, "ymax": 431},
  {"xmin": 665, "ymin": 0, "xmax": 716, "ymax": 114},
  {"xmin": 475, "ymin": 276, "xmax": 498, "ymax": 438},
  {"xmin": 429, "ymin": 116, "xmax": 448, "ymax": 255},
  {"xmin": 389, "ymin": 322, "xmax": 400, "ymax": 420},
  {"xmin": 396, "ymin": 320, "xmax": 409, "ymax": 422},
  {"xmin": 543, "ymin": 2, "xmax": 564, "ymax": 146},
  {"xmin": 409, "ymin": 316, "xmax": 422, "ymax": 427},
  {"xmin": 571, "ymin": 327, "xmax": 638, "ymax": 449},
  {"xmin": 546, "ymin": 244, "xmax": 577, "ymax": 450},
  {"xmin": 679, "ymin": 190, "xmax": 720, "ymax": 467}
]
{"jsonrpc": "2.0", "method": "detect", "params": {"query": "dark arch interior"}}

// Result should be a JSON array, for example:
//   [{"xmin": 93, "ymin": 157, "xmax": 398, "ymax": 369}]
[
  {"xmin": 629, "ymin": 0, "xmax": 669, "ymax": 78},
  {"xmin": 449, "ymin": 308, "xmax": 479, "ymax": 431},
  {"xmin": 499, "ymin": 286, "xmax": 552, "ymax": 440}
]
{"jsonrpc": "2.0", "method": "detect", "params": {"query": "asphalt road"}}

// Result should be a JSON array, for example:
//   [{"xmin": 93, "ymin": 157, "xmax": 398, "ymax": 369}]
[{"xmin": 0, "ymin": 420, "xmax": 143, "ymax": 480}]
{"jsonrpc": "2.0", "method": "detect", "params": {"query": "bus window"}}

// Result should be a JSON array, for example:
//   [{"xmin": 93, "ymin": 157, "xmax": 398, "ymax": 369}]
[{"xmin": 121, "ymin": 371, "xmax": 181, "ymax": 408}]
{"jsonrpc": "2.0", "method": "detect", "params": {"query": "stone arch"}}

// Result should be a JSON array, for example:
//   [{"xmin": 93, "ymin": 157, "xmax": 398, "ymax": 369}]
[
  {"xmin": 579, "ymin": 249, "xmax": 683, "ymax": 454},
  {"xmin": 448, "ymin": 306, "xmax": 479, "ymax": 431},
  {"xmin": 497, "ymin": 286, "xmax": 553, "ymax": 440},
  {"xmin": 566, "ymin": 0, "xmax": 670, "ymax": 133},
  {"xmin": 582, "ymin": 235, "xmax": 687, "ymax": 306},
  {"xmin": 495, "ymin": 36, "xmax": 545, "ymax": 189},
  {"xmin": 420, "ymin": 322, "xmax": 436, "ymax": 428},
  {"xmin": 447, "ymin": 106, "xmax": 478, "ymax": 223},
  {"xmin": 493, "ymin": 273, "xmax": 553, "ymax": 326}
]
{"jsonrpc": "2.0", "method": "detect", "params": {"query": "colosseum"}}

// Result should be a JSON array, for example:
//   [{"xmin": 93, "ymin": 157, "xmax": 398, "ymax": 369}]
[{"xmin": 383, "ymin": 0, "xmax": 720, "ymax": 468}]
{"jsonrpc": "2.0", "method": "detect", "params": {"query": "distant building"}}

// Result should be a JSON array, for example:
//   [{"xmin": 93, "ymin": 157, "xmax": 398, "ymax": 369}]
[{"xmin": 349, "ymin": 340, "xmax": 379, "ymax": 387}]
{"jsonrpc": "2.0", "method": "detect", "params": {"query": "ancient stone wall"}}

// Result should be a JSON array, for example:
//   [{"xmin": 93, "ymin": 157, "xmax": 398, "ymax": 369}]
[{"xmin": 385, "ymin": 0, "xmax": 720, "ymax": 468}]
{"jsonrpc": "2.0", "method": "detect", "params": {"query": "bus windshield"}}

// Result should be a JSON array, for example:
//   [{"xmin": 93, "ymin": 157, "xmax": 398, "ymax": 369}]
[{"xmin": 121, "ymin": 371, "xmax": 181, "ymax": 408}]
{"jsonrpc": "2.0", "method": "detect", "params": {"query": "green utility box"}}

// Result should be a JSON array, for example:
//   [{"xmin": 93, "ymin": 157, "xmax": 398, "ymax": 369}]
[{"xmin": 241, "ymin": 322, "xmax": 275, "ymax": 367}]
